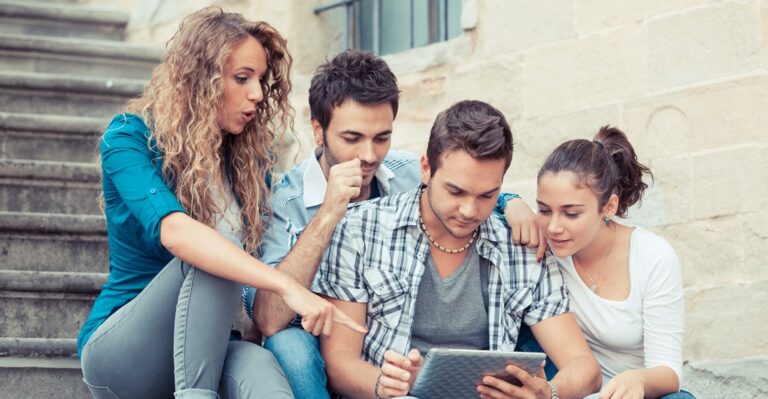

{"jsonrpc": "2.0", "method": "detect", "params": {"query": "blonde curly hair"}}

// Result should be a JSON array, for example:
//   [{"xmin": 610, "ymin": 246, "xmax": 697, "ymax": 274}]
[{"xmin": 124, "ymin": 7, "xmax": 294, "ymax": 254}]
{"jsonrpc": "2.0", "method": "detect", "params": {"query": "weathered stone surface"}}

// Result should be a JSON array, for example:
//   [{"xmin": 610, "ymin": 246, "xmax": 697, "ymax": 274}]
[
  {"xmin": 692, "ymin": 145, "xmax": 768, "ymax": 219},
  {"xmin": 645, "ymin": 156, "xmax": 693, "ymax": 225},
  {"xmin": 648, "ymin": 1, "xmax": 761, "ymax": 90},
  {"xmin": 653, "ymin": 215, "xmax": 744, "ymax": 288},
  {"xmin": 574, "ymin": 0, "xmax": 645, "ymax": 35},
  {"xmin": 684, "ymin": 281, "xmax": 768, "ymax": 361},
  {"xmin": 0, "ymin": 358, "xmax": 90, "ymax": 399},
  {"xmin": 743, "ymin": 211, "xmax": 768, "ymax": 279},
  {"xmin": 684, "ymin": 357, "xmax": 768, "ymax": 398},
  {"xmin": 522, "ymin": 26, "xmax": 646, "ymax": 117},
  {"xmin": 445, "ymin": 54, "xmax": 524, "ymax": 123},
  {"xmin": 480, "ymin": 0, "xmax": 575, "ymax": 56},
  {"xmin": 645, "ymin": 0, "xmax": 718, "ymax": 18},
  {"xmin": 0, "ymin": 290, "xmax": 96, "ymax": 338},
  {"xmin": 623, "ymin": 74, "xmax": 768, "ymax": 155},
  {"xmin": 513, "ymin": 104, "xmax": 621, "ymax": 181}
]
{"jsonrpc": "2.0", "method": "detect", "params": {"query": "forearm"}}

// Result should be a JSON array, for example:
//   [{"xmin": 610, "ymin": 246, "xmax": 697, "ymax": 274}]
[
  {"xmin": 550, "ymin": 354, "xmax": 602, "ymax": 399},
  {"xmin": 326, "ymin": 352, "xmax": 381, "ymax": 399},
  {"xmin": 637, "ymin": 366, "xmax": 680, "ymax": 398},
  {"xmin": 254, "ymin": 208, "xmax": 341, "ymax": 335},
  {"xmin": 160, "ymin": 212, "xmax": 292, "ymax": 295}
]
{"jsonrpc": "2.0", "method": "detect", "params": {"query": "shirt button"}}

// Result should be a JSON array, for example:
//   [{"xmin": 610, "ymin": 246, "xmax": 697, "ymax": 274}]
[{"xmin": 150, "ymin": 188, "xmax": 157, "ymax": 194}]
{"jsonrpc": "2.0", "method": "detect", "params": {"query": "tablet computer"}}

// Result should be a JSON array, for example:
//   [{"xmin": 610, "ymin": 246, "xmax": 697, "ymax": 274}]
[{"xmin": 409, "ymin": 348, "xmax": 546, "ymax": 398}]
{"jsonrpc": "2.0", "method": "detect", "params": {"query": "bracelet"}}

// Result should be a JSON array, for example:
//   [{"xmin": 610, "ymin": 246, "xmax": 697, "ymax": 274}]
[
  {"xmin": 546, "ymin": 381, "xmax": 559, "ymax": 399},
  {"xmin": 495, "ymin": 192, "xmax": 521, "ymax": 215},
  {"xmin": 373, "ymin": 372, "xmax": 383, "ymax": 399}
]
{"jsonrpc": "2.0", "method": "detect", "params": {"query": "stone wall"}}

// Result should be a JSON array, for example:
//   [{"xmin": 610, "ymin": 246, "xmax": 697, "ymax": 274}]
[{"xmin": 78, "ymin": 0, "xmax": 768, "ymax": 364}]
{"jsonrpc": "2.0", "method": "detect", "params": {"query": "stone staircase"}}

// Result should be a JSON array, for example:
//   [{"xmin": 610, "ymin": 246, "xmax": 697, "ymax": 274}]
[{"xmin": 0, "ymin": 1, "xmax": 160, "ymax": 397}]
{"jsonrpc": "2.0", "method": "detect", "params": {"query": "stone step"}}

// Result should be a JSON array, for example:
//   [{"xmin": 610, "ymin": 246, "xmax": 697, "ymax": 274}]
[
  {"xmin": 0, "ymin": 211, "xmax": 108, "ymax": 274},
  {"xmin": 0, "ymin": 112, "xmax": 104, "ymax": 162},
  {"xmin": 0, "ymin": 159, "xmax": 101, "ymax": 214},
  {"xmin": 0, "ymin": 271, "xmax": 104, "ymax": 338},
  {"xmin": 684, "ymin": 357, "xmax": 768, "ymax": 398},
  {"xmin": 0, "ymin": 356, "xmax": 89, "ymax": 398},
  {"xmin": 0, "ymin": 33, "xmax": 161, "ymax": 79},
  {"xmin": 0, "ymin": 0, "xmax": 128, "ymax": 41},
  {"xmin": 0, "ymin": 70, "xmax": 144, "ymax": 118}
]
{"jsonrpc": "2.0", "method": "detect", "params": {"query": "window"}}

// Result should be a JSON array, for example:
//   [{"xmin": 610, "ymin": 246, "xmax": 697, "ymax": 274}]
[{"xmin": 315, "ymin": 0, "xmax": 462, "ymax": 55}]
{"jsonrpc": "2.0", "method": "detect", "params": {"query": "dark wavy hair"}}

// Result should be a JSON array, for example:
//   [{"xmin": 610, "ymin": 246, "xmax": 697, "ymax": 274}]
[
  {"xmin": 308, "ymin": 49, "xmax": 399, "ymax": 131},
  {"xmin": 427, "ymin": 100, "xmax": 514, "ymax": 175},
  {"xmin": 537, "ymin": 126, "xmax": 653, "ymax": 217}
]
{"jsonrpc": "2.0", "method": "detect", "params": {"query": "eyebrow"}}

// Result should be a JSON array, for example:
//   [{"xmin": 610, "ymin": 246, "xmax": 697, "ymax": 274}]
[
  {"xmin": 536, "ymin": 200, "xmax": 585, "ymax": 209},
  {"xmin": 338, "ymin": 130, "xmax": 393, "ymax": 136},
  {"xmin": 446, "ymin": 182, "xmax": 500, "ymax": 196}
]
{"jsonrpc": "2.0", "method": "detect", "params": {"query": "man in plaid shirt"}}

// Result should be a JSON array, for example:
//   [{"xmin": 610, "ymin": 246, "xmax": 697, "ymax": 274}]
[{"xmin": 314, "ymin": 100, "xmax": 601, "ymax": 399}]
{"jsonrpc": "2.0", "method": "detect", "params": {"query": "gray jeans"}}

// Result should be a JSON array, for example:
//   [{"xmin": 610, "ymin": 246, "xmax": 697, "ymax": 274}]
[{"xmin": 80, "ymin": 249, "xmax": 294, "ymax": 399}]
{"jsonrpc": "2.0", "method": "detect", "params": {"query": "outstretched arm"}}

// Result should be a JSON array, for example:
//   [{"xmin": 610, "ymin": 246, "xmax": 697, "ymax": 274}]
[{"xmin": 254, "ymin": 159, "xmax": 363, "ymax": 336}]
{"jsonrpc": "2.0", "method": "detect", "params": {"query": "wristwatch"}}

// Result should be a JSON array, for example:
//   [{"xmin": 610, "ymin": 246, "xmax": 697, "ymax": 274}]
[{"xmin": 546, "ymin": 381, "xmax": 559, "ymax": 399}]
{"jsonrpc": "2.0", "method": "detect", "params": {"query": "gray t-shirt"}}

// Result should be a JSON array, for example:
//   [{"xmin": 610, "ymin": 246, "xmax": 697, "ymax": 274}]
[{"xmin": 410, "ymin": 244, "xmax": 490, "ymax": 355}]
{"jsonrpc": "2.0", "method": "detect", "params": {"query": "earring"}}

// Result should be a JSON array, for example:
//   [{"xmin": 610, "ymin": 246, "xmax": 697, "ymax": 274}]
[{"xmin": 602, "ymin": 216, "xmax": 611, "ymax": 225}]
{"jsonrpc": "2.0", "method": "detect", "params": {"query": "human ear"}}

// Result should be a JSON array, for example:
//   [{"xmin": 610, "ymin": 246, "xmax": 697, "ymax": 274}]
[{"xmin": 420, "ymin": 155, "xmax": 430, "ymax": 186}]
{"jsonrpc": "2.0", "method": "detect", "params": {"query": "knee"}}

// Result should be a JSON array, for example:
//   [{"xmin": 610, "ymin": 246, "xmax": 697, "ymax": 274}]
[
  {"xmin": 221, "ymin": 341, "xmax": 292, "ymax": 398},
  {"xmin": 264, "ymin": 328, "xmax": 324, "ymax": 372}
]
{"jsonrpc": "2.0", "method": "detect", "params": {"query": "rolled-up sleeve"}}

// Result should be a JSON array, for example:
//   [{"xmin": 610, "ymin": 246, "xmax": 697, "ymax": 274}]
[
  {"xmin": 100, "ymin": 114, "xmax": 185, "ymax": 245},
  {"xmin": 312, "ymin": 214, "xmax": 369, "ymax": 303},
  {"xmin": 524, "ymin": 252, "xmax": 571, "ymax": 325}
]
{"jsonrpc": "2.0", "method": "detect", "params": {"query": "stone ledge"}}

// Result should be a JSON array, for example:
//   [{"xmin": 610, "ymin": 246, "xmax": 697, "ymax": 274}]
[
  {"xmin": 0, "ymin": 338, "xmax": 77, "ymax": 359},
  {"xmin": 0, "ymin": 211, "xmax": 105, "ymax": 234},
  {"xmin": 0, "ymin": 111, "xmax": 104, "ymax": 136},
  {"xmin": 684, "ymin": 357, "xmax": 768, "ymax": 398},
  {"xmin": 0, "ymin": 159, "xmax": 99, "ymax": 182},
  {"xmin": 0, "ymin": 270, "xmax": 106, "ymax": 294},
  {"xmin": 0, "ymin": 1, "xmax": 127, "ymax": 27},
  {"xmin": 0, "ymin": 70, "xmax": 144, "ymax": 95},
  {"xmin": 0, "ymin": 32, "xmax": 162, "ymax": 61}
]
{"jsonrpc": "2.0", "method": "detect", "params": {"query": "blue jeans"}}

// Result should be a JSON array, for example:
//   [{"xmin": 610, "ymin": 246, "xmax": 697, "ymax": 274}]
[
  {"xmin": 584, "ymin": 390, "xmax": 695, "ymax": 399},
  {"xmin": 264, "ymin": 327, "xmax": 330, "ymax": 399},
  {"xmin": 515, "ymin": 324, "xmax": 558, "ymax": 380}
]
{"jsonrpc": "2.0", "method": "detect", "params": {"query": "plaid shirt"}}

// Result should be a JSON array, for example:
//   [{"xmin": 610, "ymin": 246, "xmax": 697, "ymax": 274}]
[{"xmin": 313, "ymin": 188, "xmax": 570, "ymax": 367}]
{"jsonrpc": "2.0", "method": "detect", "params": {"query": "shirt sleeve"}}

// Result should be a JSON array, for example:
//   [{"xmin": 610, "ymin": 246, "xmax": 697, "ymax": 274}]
[
  {"xmin": 243, "ymin": 181, "xmax": 305, "ymax": 317},
  {"xmin": 311, "ymin": 212, "xmax": 369, "ymax": 303},
  {"xmin": 524, "ymin": 251, "xmax": 571, "ymax": 325},
  {"xmin": 641, "ymin": 237, "xmax": 685, "ymax": 387},
  {"xmin": 100, "ymin": 114, "xmax": 186, "ymax": 245}
]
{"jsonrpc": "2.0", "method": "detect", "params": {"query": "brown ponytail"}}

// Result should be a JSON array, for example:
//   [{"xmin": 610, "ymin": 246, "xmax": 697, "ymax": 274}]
[{"xmin": 537, "ymin": 125, "xmax": 652, "ymax": 217}]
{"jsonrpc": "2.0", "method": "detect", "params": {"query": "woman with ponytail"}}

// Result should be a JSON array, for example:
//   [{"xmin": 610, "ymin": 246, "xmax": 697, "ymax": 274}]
[
  {"xmin": 535, "ymin": 126, "xmax": 693, "ymax": 399},
  {"xmin": 77, "ymin": 7, "xmax": 363, "ymax": 398}
]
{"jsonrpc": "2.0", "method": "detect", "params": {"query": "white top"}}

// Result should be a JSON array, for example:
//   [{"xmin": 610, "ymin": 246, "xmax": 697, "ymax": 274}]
[{"xmin": 557, "ymin": 227, "xmax": 684, "ymax": 387}]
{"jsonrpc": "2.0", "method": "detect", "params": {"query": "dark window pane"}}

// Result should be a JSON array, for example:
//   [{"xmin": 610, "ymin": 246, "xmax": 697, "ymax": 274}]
[
  {"xmin": 380, "ymin": 0, "xmax": 412, "ymax": 55},
  {"xmin": 413, "ymin": 0, "xmax": 430, "ymax": 48},
  {"xmin": 446, "ymin": 0, "xmax": 461, "ymax": 39},
  {"xmin": 358, "ymin": 0, "xmax": 375, "ymax": 52}
]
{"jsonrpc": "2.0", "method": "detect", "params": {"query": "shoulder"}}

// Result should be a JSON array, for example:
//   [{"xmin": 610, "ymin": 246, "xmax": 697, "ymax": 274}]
[
  {"xmin": 100, "ymin": 113, "xmax": 153, "ymax": 151},
  {"xmin": 632, "ymin": 227, "xmax": 678, "ymax": 262},
  {"xmin": 270, "ymin": 159, "xmax": 312, "ymax": 211},
  {"xmin": 383, "ymin": 149, "xmax": 420, "ymax": 171}
]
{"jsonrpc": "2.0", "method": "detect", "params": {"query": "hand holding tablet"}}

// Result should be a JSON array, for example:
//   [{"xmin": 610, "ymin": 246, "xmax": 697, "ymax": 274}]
[{"xmin": 409, "ymin": 348, "xmax": 547, "ymax": 398}]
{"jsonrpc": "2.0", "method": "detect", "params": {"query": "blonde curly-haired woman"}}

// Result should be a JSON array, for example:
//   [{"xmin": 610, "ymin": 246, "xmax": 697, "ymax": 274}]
[{"xmin": 78, "ymin": 7, "xmax": 363, "ymax": 399}]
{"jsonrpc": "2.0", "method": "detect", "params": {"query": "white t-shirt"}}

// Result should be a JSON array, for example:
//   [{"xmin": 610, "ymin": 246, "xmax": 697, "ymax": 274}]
[{"xmin": 557, "ymin": 227, "xmax": 684, "ymax": 387}]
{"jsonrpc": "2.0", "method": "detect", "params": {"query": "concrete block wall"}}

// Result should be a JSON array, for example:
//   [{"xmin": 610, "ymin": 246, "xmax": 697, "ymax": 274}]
[{"xmin": 71, "ymin": 0, "xmax": 768, "ymax": 368}]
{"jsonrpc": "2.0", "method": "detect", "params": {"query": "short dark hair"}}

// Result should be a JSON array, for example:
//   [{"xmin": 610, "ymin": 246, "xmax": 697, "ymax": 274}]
[
  {"xmin": 308, "ymin": 49, "xmax": 399, "ymax": 131},
  {"xmin": 537, "ymin": 126, "xmax": 653, "ymax": 217},
  {"xmin": 426, "ymin": 100, "xmax": 514, "ymax": 175}
]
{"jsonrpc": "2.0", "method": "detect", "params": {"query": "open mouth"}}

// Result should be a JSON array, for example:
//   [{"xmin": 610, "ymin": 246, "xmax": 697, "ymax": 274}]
[{"xmin": 242, "ymin": 110, "xmax": 256, "ymax": 123}]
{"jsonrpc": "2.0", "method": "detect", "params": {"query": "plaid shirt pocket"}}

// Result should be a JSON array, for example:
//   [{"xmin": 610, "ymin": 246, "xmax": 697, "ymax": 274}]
[{"xmin": 363, "ymin": 268, "xmax": 410, "ymax": 329}]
